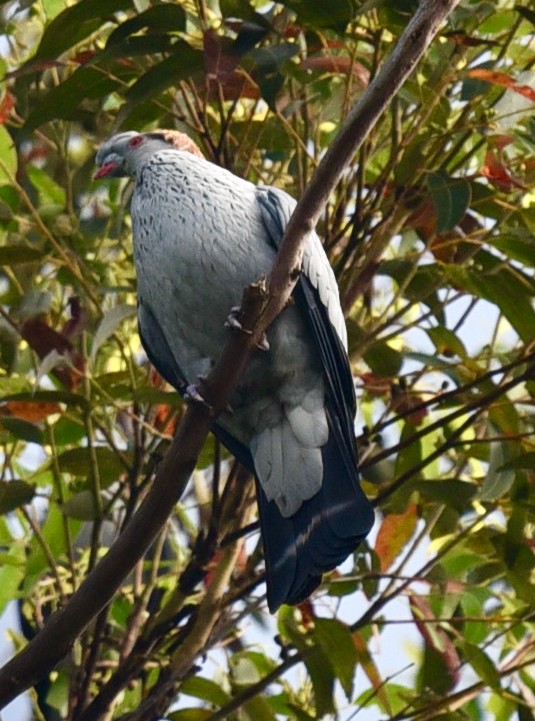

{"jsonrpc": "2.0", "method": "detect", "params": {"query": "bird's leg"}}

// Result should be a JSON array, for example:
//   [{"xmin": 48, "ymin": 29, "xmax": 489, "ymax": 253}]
[
  {"xmin": 185, "ymin": 377, "xmax": 234, "ymax": 415},
  {"xmin": 225, "ymin": 305, "xmax": 250, "ymax": 333},
  {"xmin": 184, "ymin": 376, "xmax": 214, "ymax": 414},
  {"xmin": 225, "ymin": 306, "xmax": 270, "ymax": 352}
]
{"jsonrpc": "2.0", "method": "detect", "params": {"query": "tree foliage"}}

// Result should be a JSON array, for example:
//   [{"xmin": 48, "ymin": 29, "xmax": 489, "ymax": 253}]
[{"xmin": 0, "ymin": 0, "xmax": 534, "ymax": 720}]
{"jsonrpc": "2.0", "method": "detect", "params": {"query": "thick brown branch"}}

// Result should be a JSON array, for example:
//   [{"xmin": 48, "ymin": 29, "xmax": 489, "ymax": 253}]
[
  {"xmin": 0, "ymin": 0, "xmax": 460, "ymax": 709},
  {"xmin": 261, "ymin": 0, "xmax": 462, "ymax": 329}
]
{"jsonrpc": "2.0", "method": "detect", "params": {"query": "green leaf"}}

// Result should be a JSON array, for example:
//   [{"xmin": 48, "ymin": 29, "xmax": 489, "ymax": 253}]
[
  {"xmin": 0, "ymin": 480, "xmax": 35, "ymax": 513},
  {"xmin": 91, "ymin": 304, "xmax": 136, "ymax": 362},
  {"xmin": 0, "ymin": 245, "xmax": 44, "ymax": 265},
  {"xmin": 395, "ymin": 422, "xmax": 422, "ymax": 482},
  {"xmin": 25, "ymin": 504, "xmax": 82, "ymax": 580},
  {"xmin": 314, "ymin": 618, "xmax": 358, "ymax": 699},
  {"xmin": 0, "ymin": 126, "xmax": 17, "ymax": 184},
  {"xmin": 460, "ymin": 590, "xmax": 489, "ymax": 644},
  {"xmin": 220, "ymin": 0, "xmax": 270, "ymax": 25},
  {"xmin": 44, "ymin": 667, "xmax": 69, "ymax": 715},
  {"xmin": 354, "ymin": 682, "xmax": 411, "ymax": 716},
  {"xmin": 247, "ymin": 47, "xmax": 295, "ymax": 107},
  {"xmin": 427, "ymin": 170, "xmax": 471, "ymax": 234},
  {"xmin": 26, "ymin": 165, "xmax": 66, "ymax": 207},
  {"xmin": 52, "ymin": 417, "xmax": 86, "ymax": 446},
  {"xmin": 25, "ymin": 60, "xmax": 136, "ymax": 131},
  {"xmin": 31, "ymin": 0, "xmax": 133, "ymax": 61},
  {"xmin": 0, "ymin": 417, "xmax": 44, "ymax": 444},
  {"xmin": 133, "ymin": 387, "xmax": 182, "ymax": 407},
  {"xmin": 500, "ymin": 451, "xmax": 535, "ymax": 470},
  {"xmin": 491, "ymin": 230, "xmax": 535, "ymax": 268},
  {"xmin": 231, "ymin": 655, "xmax": 262, "ymax": 685},
  {"xmin": 426, "ymin": 326, "xmax": 467, "ymax": 359},
  {"xmin": 282, "ymin": 619, "xmax": 335, "ymax": 716},
  {"xmin": 62, "ymin": 490, "xmax": 99, "ymax": 520},
  {"xmin": 57, "ymin": 447, "xmax": 128, "ymax": 487},
  {"xmin": 245, "ymin": 44, "xmax": 300, "ymax": 76},
  {"xmin": 243, "ymin": 696, "xmax": 277, "ymax": 721},
  {"xmin": 461, "ymin": 62, "xmax": 494, "ymax": 101},
  {"xmin": 180, "ymin": 676, "xmax": 231, "ymax": 707},
  {"xmin": 279, "ymin": 0, "xmax": 355, "ymax": 31},
  {"xmin": 444, "ymin": 259, "xmax": 535, "ymax": 343},
  {"xmin": 458, "ymin": 640, "xmax": 501, "ymax": 690},
  {"xmin": 1, "ymin": 391, "xmax": 88, "ymax": 408},
  {"xmin": 106, "ymin": 4, "xmax": 186, "ymax": 46},
  {"xmin": 103, "ymin": 35, "xmax": 176, "ymax": 57},
  {"xmin": 379, "ymin": 260, "xmax": 445, "ymax": 323},
  {"xmin": 487, "ymin": 694, "xmax": 518, "ymax": 721},
  {"xmin": 304, "ymin": 646, "xmax": 336, "ymax": 717},
  {"xmin": 168, "ymin": 710, "xmax": 213, "ymax": 721},
  {"xmin": 478, "ymin": 9, "xmax": 517, "ymax": 33},
  {"xmin": 479, "ymin": 439, "xmax": 515, "ymax": 502},
  {"xmin": 119, "ymin": 43, "xmax": 204, "ymax": 120},
  {"xmin": 0, "ymin": 544, "xmax": 25, "ymax": 614},
  {"xmin": 363, "ymin": 340, "xmax": 403, "ymax": 377},
  {"xmin": 413, "ymin": 479, "xmax": 477, "ymax": 512},
  {"xmin": 0, "ymin": 184, "xmax": 20, "ymax": 213},
  {"xmin": 42, "ymin": 0, "xmax": 64, "ymax": 21}
]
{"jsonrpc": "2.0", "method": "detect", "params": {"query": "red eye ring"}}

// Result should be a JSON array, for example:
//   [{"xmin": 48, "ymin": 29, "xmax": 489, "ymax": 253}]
[{"xmin": 129, "ymin": 135, "xmax": 144, "ymax": 148}]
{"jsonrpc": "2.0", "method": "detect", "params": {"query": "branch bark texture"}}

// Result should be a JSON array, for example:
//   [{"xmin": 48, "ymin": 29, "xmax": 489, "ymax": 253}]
[{"xmin": 0, "ymin": 0, "xmax": 460, "ymax": 708}]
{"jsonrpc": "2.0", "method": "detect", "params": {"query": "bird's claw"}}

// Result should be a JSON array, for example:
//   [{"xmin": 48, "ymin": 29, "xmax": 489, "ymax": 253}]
[
  {"xmin": 225, "ymin": 306, "xmax": 251, "ymax": 334},
  {"xmin": 184, "ymin": 382, "xmax": 214, "ymax": 414},
  {"xmin": 256, "ymin": 334, "xmax": 270, "ymax": 352},
  {"xmin": 225, "ymin": 306, "xmax": 270, "ymax": 352}
]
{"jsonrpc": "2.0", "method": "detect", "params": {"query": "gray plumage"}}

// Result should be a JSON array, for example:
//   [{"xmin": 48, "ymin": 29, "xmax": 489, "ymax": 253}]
[{"xmin": 95, "ymin": 130, "xmax": 374, "ymax": 611}]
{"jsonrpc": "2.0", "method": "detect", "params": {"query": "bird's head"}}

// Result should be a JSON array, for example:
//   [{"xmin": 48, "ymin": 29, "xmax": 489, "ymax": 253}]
[{"xmin": 94, "ymin": 130, "xmax": 203, "ymax": 180}]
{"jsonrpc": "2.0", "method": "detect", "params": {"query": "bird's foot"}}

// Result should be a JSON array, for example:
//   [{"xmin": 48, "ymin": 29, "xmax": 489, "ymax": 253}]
[
  {"xmin": 225, "ymin": 306, "xmax": 248, "ymax": 333},
  {"xmin": 255, "ymin": 334, "xmax": 270, "ymax": 352},
  {"xmin": 184, "ymin": 382, "xmax": 214, "ymax": 414},
  {"xmin": 225, "ymin": 306, "xmax": 270, "ymax": 352}
]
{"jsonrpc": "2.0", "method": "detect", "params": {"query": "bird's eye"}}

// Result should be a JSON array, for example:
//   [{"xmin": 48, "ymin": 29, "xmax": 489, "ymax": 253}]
[{"xmin": 129, "ymin": 136, "xmax": 144, "ymax": 148}]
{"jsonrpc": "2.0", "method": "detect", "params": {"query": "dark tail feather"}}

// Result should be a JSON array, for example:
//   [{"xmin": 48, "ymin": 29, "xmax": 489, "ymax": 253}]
[
  {"xmin": 257, "ymin": 428, "xmax": 374, "ymax": 613},
  {"xmin": 213, "ymin": 416, "xmax": 374, "ymax": 612}
]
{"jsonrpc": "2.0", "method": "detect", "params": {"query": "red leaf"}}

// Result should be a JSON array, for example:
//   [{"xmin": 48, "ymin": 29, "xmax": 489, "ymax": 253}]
[
  {"xmin": 480, "ymin": 151, "xmax": 526, "ymax": 191},
  {"xmin": 20, "ymin": 317, "xmax": 83, "ymax": 389},
  {"xmin": 0, "ymin": 401, "xmax": 62, "ymax": 422},
  {"xmin": 61, "ymin": 297, "xmax": 88, "ymax": 339},
  {"xmin": 5, "ymin": 60, "xmax": 63, "ymax": 80},
  {"xmin": 391, "ymin": 386, "xmax": 428, "ymax": 425},
  {"xmin": 489, "ymin": 134, "xmax": 515, "ymax": 149},
  {"xmin": 153, "ymin": 404, "xmax": 178, "ymax": 436},
  {"xmin": 204, "ymin": 545, "xmax": 246, "ymax": 589},
  {"xmin": 467, "ymin": 68, "xmax": 535, "ymax": 102},
  {"xmin": 406, "ymin": 197, "xmax": 437, "ymax": 239},
  {"xmin": 0, "ymin": 92, "xmax": 15, "ymax": 124},
  {"xmin": 358, "ymin": 373, "xmax": 392, "ymax": 396},
  {"xmin": 147, "ymin": 369, "xmax": 179, "ymax": 435},
  {"xmin": 375, "ymin": 503, "xmax": 418, "ymax": 572},
  {"xmin": 410, "ymin": 595, "xmax": 461, "ymax": 688},
  {"xmin": 300, "ymin": 56, "xmax": 369, "ymax": 86},
  {"xmin": 21, "ymin": 317, "xmax": 73, "ymax": 358},
  {"xmin": 71, "ymin": 50, "xmax": 96, "ymax": 65},
  {"xmin": 445, "ymin": 32, "xmax": 500, "ymax": 48},
  {"xmin": 204, "ymin": 29, "xmax": 239, "ymax": 84},
  {"xmin": 353, "ymin": 634, "xmax": 392, "ymax": 714},
  {"xmin": 203, "ymin": 29, "xmax": 258, "ymax": 101},
  {"xmin": 298, "ymin": 599, "xmax": 315, "ymax": 628}
]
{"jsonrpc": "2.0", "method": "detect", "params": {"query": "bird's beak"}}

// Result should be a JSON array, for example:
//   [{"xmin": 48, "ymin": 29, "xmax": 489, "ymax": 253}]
[{"xmin": 93, "ymin": 161, "xmax": 118, "ymax": 180}]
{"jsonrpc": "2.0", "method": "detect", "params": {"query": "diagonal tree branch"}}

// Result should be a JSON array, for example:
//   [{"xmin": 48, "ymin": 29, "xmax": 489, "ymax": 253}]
[{"xmin": 0, "ymin": 0, "xmax": 460, "ymax": 708}]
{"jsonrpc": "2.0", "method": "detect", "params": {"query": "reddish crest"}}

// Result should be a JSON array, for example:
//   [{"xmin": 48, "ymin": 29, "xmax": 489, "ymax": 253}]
[{"xmin": 129, "ymin": 135, "xmax": 144, "ymax": 148}]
